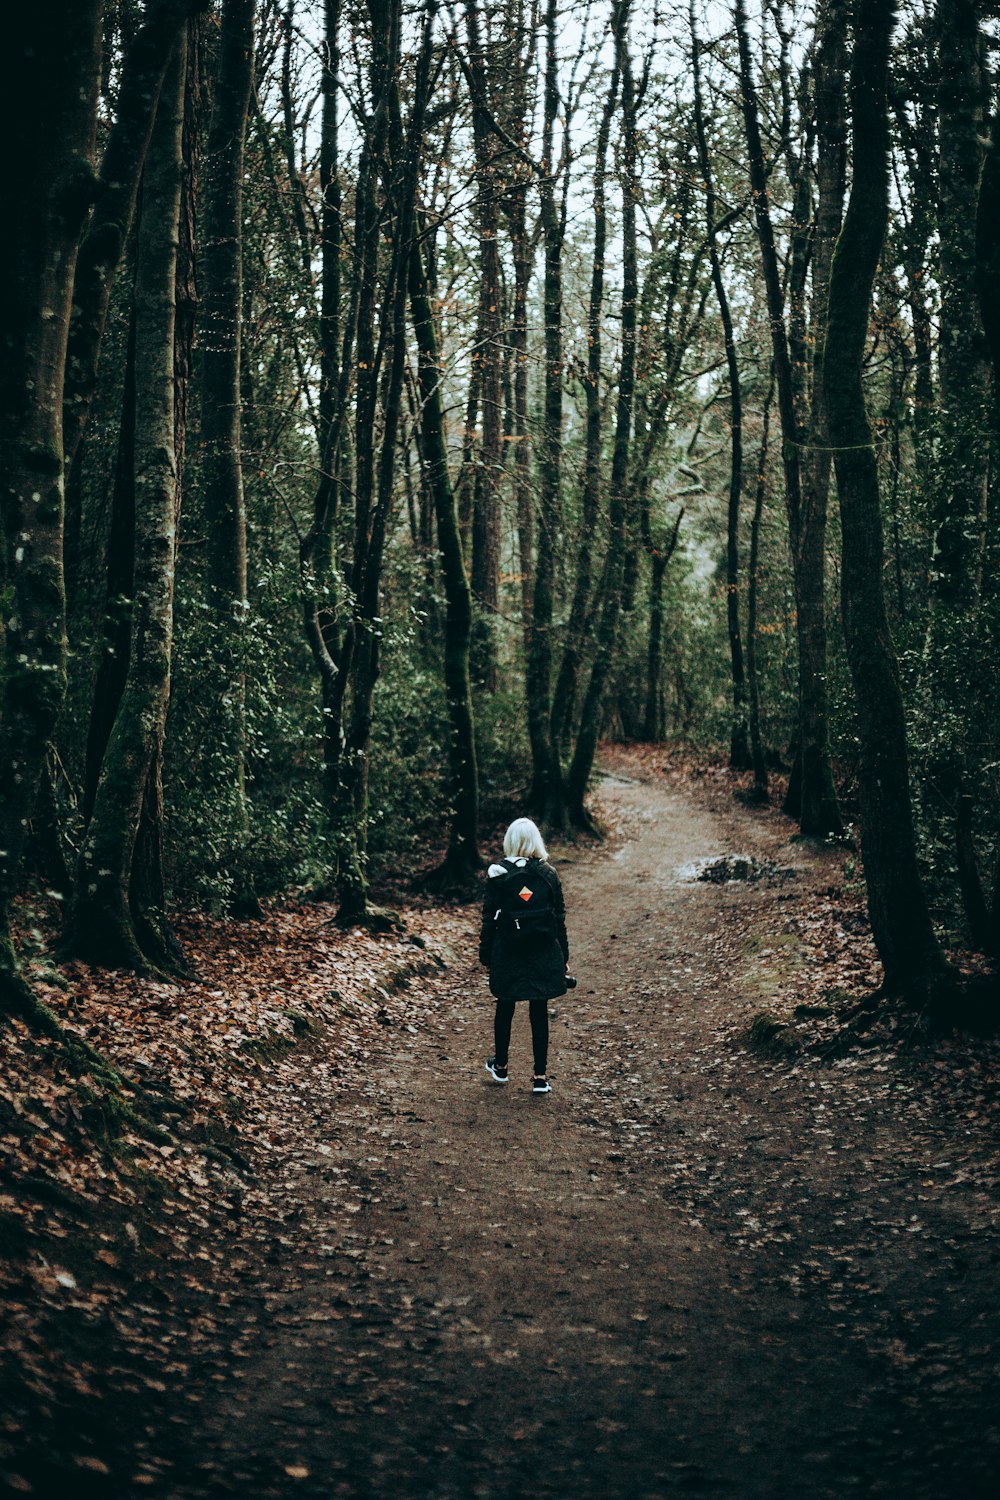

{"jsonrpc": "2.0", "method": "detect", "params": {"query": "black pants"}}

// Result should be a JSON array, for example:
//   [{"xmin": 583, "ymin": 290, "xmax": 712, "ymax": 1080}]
[{"xmin": 494, "ymin": 998, "xmax": 548, "ymax": 1076}]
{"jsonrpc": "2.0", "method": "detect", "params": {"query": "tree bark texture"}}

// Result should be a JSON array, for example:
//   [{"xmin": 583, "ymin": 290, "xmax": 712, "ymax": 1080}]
[
  {"xmin": 692, "ymin": 1, "xmax": 750, "ymax": 772},
  {"xmin": 64, "ymin": 38, "xmax": 187, "ymax": 974},
  {"xmin": 735, "ymin": 0, "xmax": 843, "ymax": 838},
  {"xmin": 62, "ymin": 0, "xmax": 199, "ymax": 481},
  {"xmin": 566, "ymin": 0, "xmax": 637, "ymax": 827},
  {"xmin": 642, "ymin": 509, "xmax": 683, "ymax": 743},
  {"xmin": 335, "ymin": 0, "xmax": 434, "ymax": 922},
  {"xmin": 551, "ymin": 42, "xmax": 620, "ymax": 753},
  {"xmin": 525, "ymin": 0, "xmax": 567, "ymax": 825},
  {"xmin": 0, "ymin": 2, "xmax": 104, "ymax": 1023},
  {"xmin": 409, "ymin": 237, "xmax": 481, "ymax": 879},
  {"xmin": 924, "ymin": 1, "xmax": 993, "ymax": 949},
  {"xmin": 824, "ymin": 0, "xmax": 947, "ymax": 997},
  {"xmin": 466, "ymin": 0, "xmax": 503, "ymax": 691},
  {"xmin": 928, "ymin": 0, "xmax": 990, "ymax": 628},
  {"xmin": 200, "ymin": 0, "xmax": 257, "ymax": 913},
  {"xmin": 747, "ymin": 368, "xmax": 776, "ymax": 799}
]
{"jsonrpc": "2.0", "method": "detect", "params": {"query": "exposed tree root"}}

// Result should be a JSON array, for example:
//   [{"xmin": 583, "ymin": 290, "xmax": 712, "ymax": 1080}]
[{"xmin": 331, "ymin": 901, "xmax": 404, "ymax": 935}]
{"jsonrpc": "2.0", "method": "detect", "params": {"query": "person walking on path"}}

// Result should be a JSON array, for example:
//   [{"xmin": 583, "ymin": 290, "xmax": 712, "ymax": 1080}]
[{"xmin": 479, "ymin": 818, "xmax": 569, "ymax": 1094}]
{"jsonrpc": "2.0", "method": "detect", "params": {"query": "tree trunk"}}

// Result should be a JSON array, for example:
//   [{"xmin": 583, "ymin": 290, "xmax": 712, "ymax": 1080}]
[
  {"xmin": 0, "ymin": 3, "xmax": 104, "ymax": 1026},
  {"xmin": 335, "ymin": 0, "xmax": 433, "ymax": 924},
  {"xmin": 64, "ymin": 35, "xmax": 186, "ymax": 973},
  {"xmin": 525, "ymin": 0, "xmax": 567, "ymax": 825},
  {"xmin": 924, "ymin": 1, "xmax": 993, "ymax": 952},
  {"xmin": 793, "ymin": 0, "xmax": 848, "ymax": 835},
  {"xmin": 466, "ymin": 0, "xmax": 502, "ymax": 691},
  {"xmin": 747, "ymin": 369, "xmax": 775, "ymax": 800},
  {"xmin": 735, "ymin": 0, "xmax": 843, "ymax": 838},
  {"xmin": 824, "ymin": 0, "xmax": 948, "ymax": 999},
  {"xmin": 300, "ymin": 0, "xmax": 360, "ymax": 899},
  {"xmin": 642, "ymin": 509, "xmax": 683, "ymax": 743},
  {"xmin": 551, "ymin": 46, "xmax": 620, "ymax": 752},
  {"xmin": 928, "ymin": 0, "xmax": 990, "ymax": 630},
  {"xmin": 566, "ymin": 0, "xmax": 637, "ymax": 828},
  {"xmin": 201, "ymin": 0, "xmax": 259, "ymax": 915},
  {"xmin": 132, "ymin": 14, "xmax": 201, "ymax": 975},
  {"xmin": 62, "ymin": 0, "xmax": 197, "ymax": 481},
  {"xmin": 83, "ymin": 307, "xmax": 138, "ymax": 829},
  {"xmin": 409, "ymin": 235, "xmax": 481, "ymax": 881},
  {"xmin": 692, "ymin": 1, "xmax": 750, "ymax": 771}
]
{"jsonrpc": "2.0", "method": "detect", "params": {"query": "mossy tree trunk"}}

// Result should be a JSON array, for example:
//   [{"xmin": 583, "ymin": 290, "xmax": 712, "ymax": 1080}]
[
  {"xmin": 63, "ymin": 0, "xmax": 198, "ymax": 481},
  {"xmin": 824, "ymin": 0, "xmax": 949, "ymax": 999},
  {"xmin": 923, "ymin": 0, "xmax": 993, "ymax": 948},
  {"xmin": 976, "ymin": 100, "xmax": 1000, "ymax": 956},
  {"xmin": 200, "ymin": 0, "xmax": 259, "ymax": 915},
  {"xmin": 63, "ymin": 37, "xmax": 187, "ymax": 974},
  {"xmin": 0, "ymin": 3, "xmax": 104, "ymax": 1026}
]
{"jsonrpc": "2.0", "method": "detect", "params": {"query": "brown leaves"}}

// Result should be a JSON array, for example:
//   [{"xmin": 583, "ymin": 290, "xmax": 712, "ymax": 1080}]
[{"xmin": 0, "ymin": 889, "xmax": 468, "ymax": 1488}]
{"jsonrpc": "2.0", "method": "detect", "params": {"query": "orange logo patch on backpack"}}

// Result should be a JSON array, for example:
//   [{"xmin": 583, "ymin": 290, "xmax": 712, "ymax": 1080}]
[{"xmin": 518, "ymin": 886, "xmax": 533, "ymax": 902}]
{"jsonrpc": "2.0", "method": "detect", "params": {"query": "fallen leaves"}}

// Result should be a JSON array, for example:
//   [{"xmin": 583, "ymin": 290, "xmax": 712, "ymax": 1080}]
[{"xmin": 0, "ymin": 888, "xmax": 469, "ymax": 1491}]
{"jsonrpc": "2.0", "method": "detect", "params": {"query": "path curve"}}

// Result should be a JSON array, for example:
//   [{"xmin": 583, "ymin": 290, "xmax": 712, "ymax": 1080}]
[{"xmin": 168, "ymin": 771, "xmax": 998, "ymax": 1500}]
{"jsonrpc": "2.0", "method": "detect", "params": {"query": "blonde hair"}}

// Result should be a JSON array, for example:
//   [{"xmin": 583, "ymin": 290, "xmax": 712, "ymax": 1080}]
[{"xmin": 503, "ymin": 817, "xmax": 547, "ymax": 861}]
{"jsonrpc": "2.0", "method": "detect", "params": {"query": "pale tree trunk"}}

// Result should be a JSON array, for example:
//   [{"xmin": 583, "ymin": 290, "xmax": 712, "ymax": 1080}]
[
  {"xmin": 642, "ymin": 510, "xmax": 683, "ymax": 742},
  {"xmin": 792, "ymin": 0, "xmax": 848, "ymax": 834},
  {"xmin": 525, "ymin": 0, "xmax": 567, "ymax": 825},
  {"xmin": 692, "ymin": 0, "xmax": 750, "ymax": 771},
  {"xmin": 63, "ymin": 37, "xmax": 187, "ymax": 974},
  {"xmin": 747, "ymin": 368, "xmax": 776, "ymax": 800},
  {"xmin": 566, "ymin": 0, "xmax": 637, "ymax": 828},
  {"xmin": 466, "ymin": 0, "xmax": 502, "ymax": 691},
  {"xmin": 0, "ymin": 3, "xmax": 104, "ymax": 1027},
  {"xmin": 825, "ymin": 0, "xmax": 949, "ymax": 1000},
  {"xmin": 498, "ymin": 0, "xmax": 535, "ymax": 661},
  {"xmin": 201, "ymin": 0, "xmax": 259, "ymax": 915}
]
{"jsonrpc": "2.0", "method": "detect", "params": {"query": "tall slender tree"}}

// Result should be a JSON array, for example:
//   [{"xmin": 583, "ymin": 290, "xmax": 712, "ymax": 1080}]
[
  {"xmin": 200, "ymin": 0, "xmax": 258, "ymax": 914},
  {"xmin": 466, "ymin": 0, "xmax": 503, "ymax": 690},
  {"xmin": 825, "ymin": 0, "xmax": 948, "ymax": 998},
  {"xmin": 734, "ymin": 0, "xmax": 843, "ymax": 838},
  {"xmin": 566, "ymin": 0, "xmax": 638, "ymax": 827},
  {"xmin": 691, "ymin": 0, "xmax": 750, "ymax": 771},
  {"xmin": 525, "ymin": 0, "xmax": 568, "ymax": 824}
]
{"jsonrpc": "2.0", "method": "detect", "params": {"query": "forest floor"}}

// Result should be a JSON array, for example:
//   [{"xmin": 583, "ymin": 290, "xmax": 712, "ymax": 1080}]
[{"xmin": 2, "ymin": 748, "xmax": 1000, "ymax": 1498}]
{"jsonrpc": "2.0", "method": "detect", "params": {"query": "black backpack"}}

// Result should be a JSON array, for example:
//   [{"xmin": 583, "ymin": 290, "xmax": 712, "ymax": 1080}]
[{"xmin": 492, "ymin": 859, "xmax": 559, "ymax": 948}]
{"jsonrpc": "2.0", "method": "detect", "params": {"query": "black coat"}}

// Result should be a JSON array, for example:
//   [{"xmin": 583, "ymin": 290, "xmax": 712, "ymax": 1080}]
[{"xmin": 478, "ymin": 858, "xmax": 569, "ymax": 1002}]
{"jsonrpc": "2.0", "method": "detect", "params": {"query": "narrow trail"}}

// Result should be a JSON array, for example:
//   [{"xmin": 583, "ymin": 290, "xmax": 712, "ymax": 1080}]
[{"xmin": 164, "ymin": 771, "xmax": 998, "ymax": 1500}]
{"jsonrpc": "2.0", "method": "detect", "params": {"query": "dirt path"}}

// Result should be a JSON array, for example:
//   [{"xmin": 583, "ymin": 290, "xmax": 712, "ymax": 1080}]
[{"xmin": 159, "ymin": 771, "xmax": 998, "ymax": 1500}]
